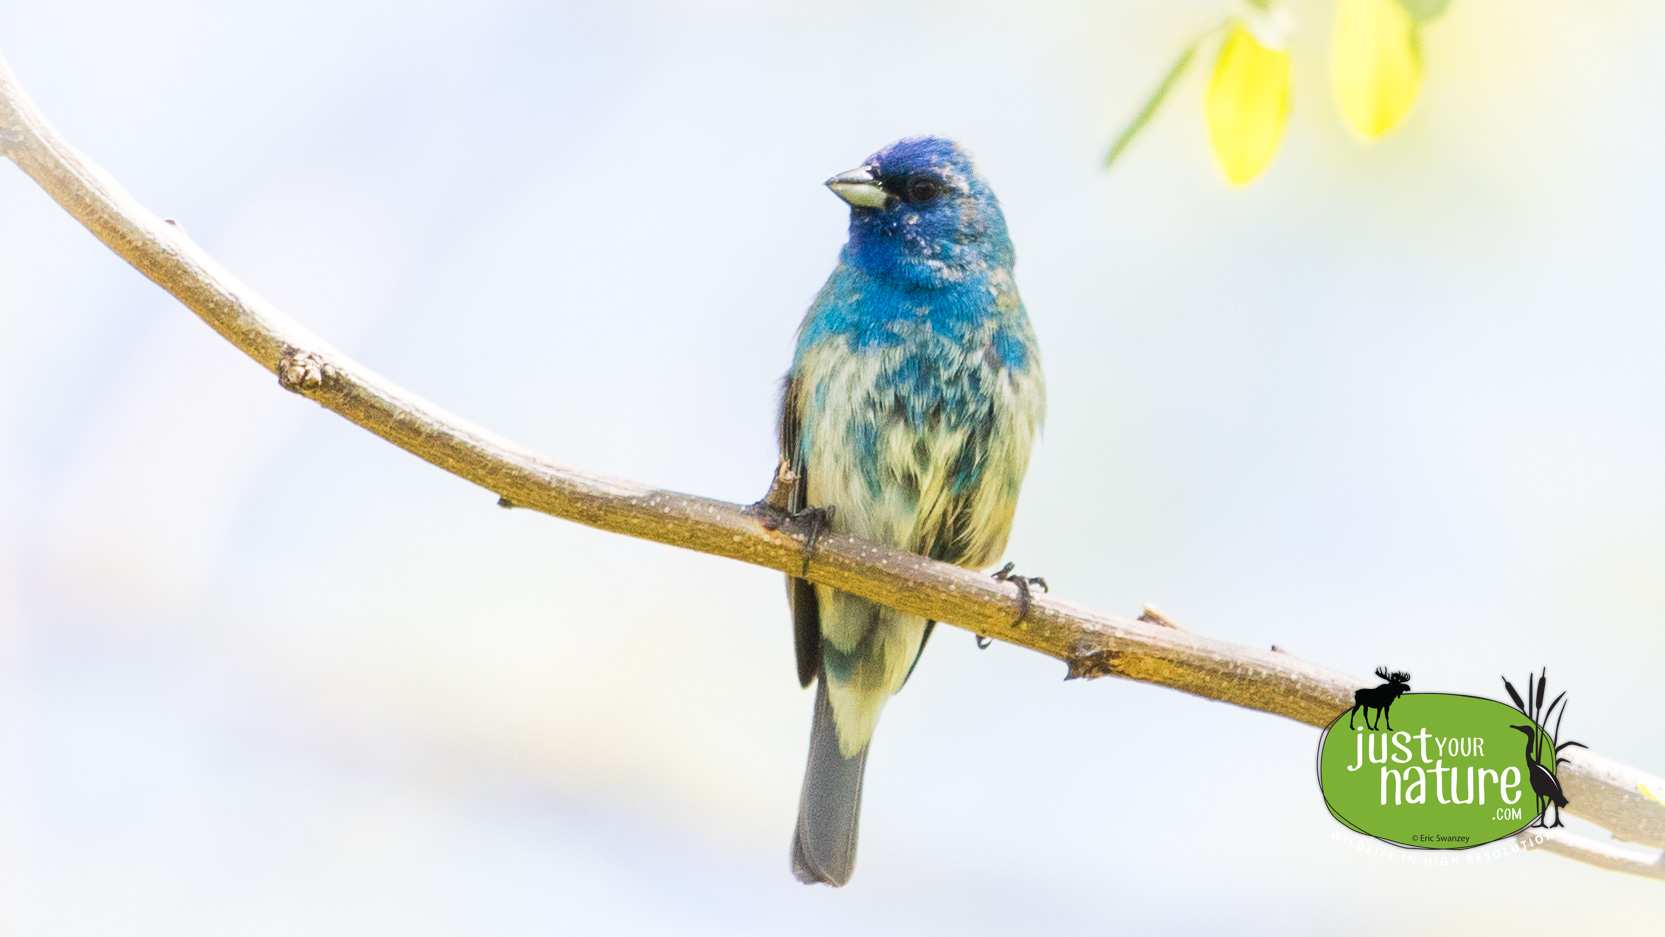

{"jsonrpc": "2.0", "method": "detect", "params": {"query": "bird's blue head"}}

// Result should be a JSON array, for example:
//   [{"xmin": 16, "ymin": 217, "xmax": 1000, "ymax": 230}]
[{"xmin": 825, "ymin": 136, "xmax": 1013, "ymax": 291}]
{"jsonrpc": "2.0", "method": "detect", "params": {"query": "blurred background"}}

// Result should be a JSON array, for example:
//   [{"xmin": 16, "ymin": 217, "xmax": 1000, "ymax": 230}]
[{"xmin": 2, "ymin": 0, "xmax": 1663, "ymax": 932}]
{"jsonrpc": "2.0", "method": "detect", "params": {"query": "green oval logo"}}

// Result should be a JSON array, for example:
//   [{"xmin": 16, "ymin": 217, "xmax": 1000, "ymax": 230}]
[{"xmin": 1317, "ymin": 693, "xmax": 1558, "ymax": 848}]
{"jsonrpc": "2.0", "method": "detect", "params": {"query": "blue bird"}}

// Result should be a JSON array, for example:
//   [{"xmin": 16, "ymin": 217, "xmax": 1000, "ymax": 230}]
[{"xmin": 779, "ymin": 136, "xmax": 1045, "ymax": 886}]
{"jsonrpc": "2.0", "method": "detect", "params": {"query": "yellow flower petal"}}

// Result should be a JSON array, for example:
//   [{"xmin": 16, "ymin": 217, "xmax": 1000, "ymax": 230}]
[
  {"xmin": 1335, "ymin": 0, "xmax": 1424, "ymax": 140},
  {"xmin": 1206, "ymin": 23, "xmax": 1292, "ymax": 185}
]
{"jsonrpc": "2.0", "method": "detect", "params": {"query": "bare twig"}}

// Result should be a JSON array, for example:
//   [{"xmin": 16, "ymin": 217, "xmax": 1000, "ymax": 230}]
[
  {"xmin": 1137, "ymin": 603, "xmax": 1191, "ymax": 631},
  {"xmin": 2, "ymin": 53, "xmax": 1661, "ymax": 879}
]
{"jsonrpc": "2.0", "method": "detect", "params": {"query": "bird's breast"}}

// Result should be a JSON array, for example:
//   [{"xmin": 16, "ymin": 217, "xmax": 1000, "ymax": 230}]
[{"xmin": 792, "ymin": 316, "xmax": 1042, "ymax": 565}]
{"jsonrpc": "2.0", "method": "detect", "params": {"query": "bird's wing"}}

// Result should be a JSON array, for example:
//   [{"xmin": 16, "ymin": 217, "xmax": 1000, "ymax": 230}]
[
  {"xmin": 780, "ymin": 375, "xmax": 822, "ymax": 688},
  {"xmin": 897, "ymin": 490, "xmax": 982, "ymax": 681},
  {"xmin": 901, "ymin": 620, "xmax": 935, "ymax": 687}
]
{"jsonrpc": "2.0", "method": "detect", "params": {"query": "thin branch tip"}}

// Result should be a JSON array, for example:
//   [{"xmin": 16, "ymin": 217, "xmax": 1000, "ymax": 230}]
[{"xmin": 758, "ymin": 459, "xmax": 796, "ymax": 514}]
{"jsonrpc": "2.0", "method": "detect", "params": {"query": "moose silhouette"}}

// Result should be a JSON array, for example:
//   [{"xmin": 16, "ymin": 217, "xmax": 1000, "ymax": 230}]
[{"xmin": 1347, "ymin": 667, "xmax": 1411, "ymax": 731}]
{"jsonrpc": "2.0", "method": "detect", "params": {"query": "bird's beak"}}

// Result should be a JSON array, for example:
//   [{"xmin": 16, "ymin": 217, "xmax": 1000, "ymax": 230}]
[{"xmin": 825, "ymin": 165, "xmax": 888, "ymax": 209}]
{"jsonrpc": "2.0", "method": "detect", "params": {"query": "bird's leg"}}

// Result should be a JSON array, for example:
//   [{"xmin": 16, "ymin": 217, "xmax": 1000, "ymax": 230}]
[
  {"xmin": 756, "ymin": 477, "xmax": 837, "ymax": 575},
  {"xmin": 789, "ymin": 504, "xmax": 835, "ymax": 576},
  {"xmin": 992, "ymin": 562, "xmax": 1049, "ymax": 625}
]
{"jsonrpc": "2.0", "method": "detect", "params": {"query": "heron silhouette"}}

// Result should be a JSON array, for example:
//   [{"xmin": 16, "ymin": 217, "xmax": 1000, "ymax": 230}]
[
  {"xmin": 1510, "ymin": 724, "xmax": 1568, "ymax": 828},
  {"xmin": 1501, "ymin": 669, "xmax": 1587, "ymax": 829}
]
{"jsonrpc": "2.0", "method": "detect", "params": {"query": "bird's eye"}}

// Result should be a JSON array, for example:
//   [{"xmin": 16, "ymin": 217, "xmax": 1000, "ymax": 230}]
[{"xmin": 905, "ymin": 177, "xmax": 941, "ymax": 204}]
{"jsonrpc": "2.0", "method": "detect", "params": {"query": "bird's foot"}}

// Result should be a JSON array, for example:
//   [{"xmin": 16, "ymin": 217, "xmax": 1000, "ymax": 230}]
[
  {"xmin": 764, "ymin": 504, "xmax": 834, "ymax": 576},
  {"xmin": 992, "ymin": 562, "xmax": 1048, "ymax": 626},
  {"xmin": 795, "ymin": 505, "xmax": 834, "ymax": 555},
  {"xmin": 752, "ymin": 470, "xmax": 836, "ymax": 575},
  {"xmin": 975, "ymin": 635, "xmax": 993, "ymax": 650}
]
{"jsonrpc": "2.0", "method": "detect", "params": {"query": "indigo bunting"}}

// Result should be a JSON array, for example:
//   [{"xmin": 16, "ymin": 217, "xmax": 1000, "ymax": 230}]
[{"xmin": 779, "ymin": 136, "xmax": 1045, "ymax": 886}]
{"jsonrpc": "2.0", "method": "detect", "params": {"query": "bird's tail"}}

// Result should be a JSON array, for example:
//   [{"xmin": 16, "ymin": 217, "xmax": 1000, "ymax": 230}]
[{"xmin": 791, "ymin": 674, "xmax": 868, "ymax": 886}]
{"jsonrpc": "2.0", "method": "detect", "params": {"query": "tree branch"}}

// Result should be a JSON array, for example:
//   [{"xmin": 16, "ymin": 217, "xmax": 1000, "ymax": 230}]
[
  {"xmin": 3, "ymin": 53, "xmax": 1661, "ymax": 879},
  {"xmin": 1535, "ymin": 826, "xmax": 1665, "ymax": 881}
]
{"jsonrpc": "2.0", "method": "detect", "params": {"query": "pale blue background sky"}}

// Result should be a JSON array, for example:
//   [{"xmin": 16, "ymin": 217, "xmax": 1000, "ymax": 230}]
[{"xmin": 1, "ymin": 0, "xmax": 1662, "ymax": 932}]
